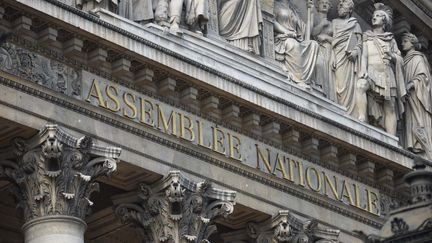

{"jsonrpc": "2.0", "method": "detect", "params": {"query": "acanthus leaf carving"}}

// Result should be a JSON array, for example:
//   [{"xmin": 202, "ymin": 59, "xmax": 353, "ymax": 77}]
[
  {"xmin": 114, "ymin": 171, "xmax": 236, "ymax": 243},
  {"xmin": 0, "ymin": 124, "xmax": 121, "ymax": 221},
  {"xmin": 238, "ymin": 210, "xmax": 340, "ymax": 243}
]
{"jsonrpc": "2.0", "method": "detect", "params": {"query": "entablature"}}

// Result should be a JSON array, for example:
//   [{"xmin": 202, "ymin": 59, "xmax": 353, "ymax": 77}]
[{"xmin": 0, "ymin": 0, "xmax": 419, "ymax": 209}]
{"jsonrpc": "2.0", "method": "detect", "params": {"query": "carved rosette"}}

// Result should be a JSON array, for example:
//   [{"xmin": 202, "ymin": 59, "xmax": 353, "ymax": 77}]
[
  {"xmin": 114, "ymin": 171, "xmax": 236, "ymax": 243},
  {"xmin": 245, "ymin": 211, "xmax": 340, "ymax": 243},
  {"xmin": 0, "ymin": 124, "xmax": 121, "ymax": 221}
]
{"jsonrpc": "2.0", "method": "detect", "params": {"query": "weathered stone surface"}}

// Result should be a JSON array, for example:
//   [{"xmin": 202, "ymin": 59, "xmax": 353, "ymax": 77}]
[
  {"xmin": 113, "ymin": 171, "xmax": 236, "ymax": 243},
  {"xmin": 221, "ymin": 210, "xmax": 340, "ymax": 243},
  {"xmin": 0, "ymin": 42, "xmax": 81, "ymax": 96},
  {"xmin": 0, "ymin": 124, "xmax": 121, "ymax": 221}
]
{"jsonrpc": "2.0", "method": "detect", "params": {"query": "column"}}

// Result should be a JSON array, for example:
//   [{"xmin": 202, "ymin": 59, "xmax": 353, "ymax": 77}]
[
  {"xmin": 0, "ymin": 124, "xmax": 121, "ymax": 243},
  {"xmin": 113, "ymin": 171, "xmax": 236, "ymax": 243}
]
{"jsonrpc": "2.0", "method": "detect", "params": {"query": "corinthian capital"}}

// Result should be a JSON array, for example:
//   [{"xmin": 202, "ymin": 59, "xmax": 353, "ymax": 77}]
[
  {"xmin": 0, "ymin": 124, "xmax": 121, "ymax": 221},
  {"xmin": 222, "ymin": 210, "xmax": 340, "ymax": 243},
  {"xmin": 113, "ymin": 171, "xmax": 236, "ymax": 243}
]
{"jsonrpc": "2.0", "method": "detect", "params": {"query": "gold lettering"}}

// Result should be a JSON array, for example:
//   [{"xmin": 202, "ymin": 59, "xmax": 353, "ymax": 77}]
[
  {"xmin": 298, "ymin": 161, "xmax": 305, "ymax": 187},
  {"xmin": 139, "ymin": 98, "xmax": 155, "ymax": 127},
  {"xmin": 179, "ymin": 113, "xmax": 195, "ymax": 141},
  {"xmin": 256, "ymin": 145, "xmax": 272, "ymax": 173},
  {"xmin": 123, "ymin": 92, "xmax": 137, "ymax": 119},
  {"xmin": 212, "ymin": 126, "xmax": 226, "ymax": 155},
  {"xmin": 157, "ymin": 104, "xmax": 177, "ymax": 135},
  {"xmin": 287, "ymin": 159, "xmax": 297, "ymax": 183},
  {"xmin": 323, "ymin": 172, "xmax": 340, "ymax": 200},
  {"xmin": 105, "ymin": 85, "xmax": 120, "ymax": 112},
  {"xmin": 273, "ymin": 154, "xmax": 288, "ymax": 179},
  {"xmin": 85, "ymin": 79, "xmax": 107, "ymax": 108},
  {"xmin": 340, "ymin": 180, "xmax": 355, "ymax": 206},
  {"xmin": 353, "ymin": 183, "xmax": 364, "ymax": 209},
  {"xmin": 367, "ymin": 189, "xmax": 380, "ymax": 216},
  {"xmin": 228, "ymin": 133, "xmax": 242, "ymax": 161},
  {"xmin": 197, "ymin": 120, "xmax": 211, "ymax": 149},
  {"xmin": 306, "ymin": 167, "xmax": 321, "ymax": 192}
]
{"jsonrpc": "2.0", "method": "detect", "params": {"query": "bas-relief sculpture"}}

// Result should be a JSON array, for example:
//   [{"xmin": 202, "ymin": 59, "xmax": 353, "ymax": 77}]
[
  {"xmin": 0, "ymin": 42, "xmax": 81, "ymax": 96},
  {"xmin": 218, "ymin": 0, "xmax": 263, "ymax": 55},
  {"xmin": 356, "ymin": 3, "xmax": 406, "ymax": 136},
  {"xmin": 402, "ymin": 33, "xmax": 432, "ymax": 159}
]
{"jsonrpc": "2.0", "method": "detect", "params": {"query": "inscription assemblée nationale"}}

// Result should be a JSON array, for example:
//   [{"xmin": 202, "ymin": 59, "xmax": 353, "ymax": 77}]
[{"xmin": 82, "ymin": 70, "xmax": 381, "ymax": 216}]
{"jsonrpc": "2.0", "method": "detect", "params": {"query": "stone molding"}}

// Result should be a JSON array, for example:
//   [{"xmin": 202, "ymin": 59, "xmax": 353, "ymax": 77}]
[
  {"xmin": 9, "ymin": 0, "xmax": 416, "ymax": 161},
  {"xmin": 0, "ymin": 76, "xmax": 385, "ymax": 228},
  {"xmin": 221, "ymin": 210, "xmax": 340, "ymax": 243},
  {"xmin": 113, "ymin": 171, "xmax": 236, "ymax": 242},
  {"xmin": 0, "ymin": 35, "xmax": 405, "ymax": 195},
  {"xmin": 0, "ymin": 124, "xmax": 121, "ymax": 221}
]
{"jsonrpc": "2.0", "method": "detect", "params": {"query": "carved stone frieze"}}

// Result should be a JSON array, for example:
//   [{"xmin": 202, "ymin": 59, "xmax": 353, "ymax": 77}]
[
  {"xmin": 223, "ymin": 210, "xmax": 340, "ymax": 243},
  {"xmin": 0, "ymin": 41, "xmax": 81, "ymax": 96},
  {"xmin": 0, "ymin": 124, "xmax": 121, "ymax": 221},
  {"xmin": 113, "ymin": 171, "xmax": 236, "ymax": 243}
]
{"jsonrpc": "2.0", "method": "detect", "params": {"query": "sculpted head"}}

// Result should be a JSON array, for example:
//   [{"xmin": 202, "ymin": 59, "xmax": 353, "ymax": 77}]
[
  {"xmin": 317, "ymin": 0, "xmax": 332, "ymax": 13},
  {"xmin": 338, "ymin": 0, "xmax": 354, "ymax": 18},
  {"xmin": 402, "ymin": 33, "xmax": 421, "ymax": 51},
  {"xmin": 372, "ymin": 3, "xmax": 393, "ymax": 32}
]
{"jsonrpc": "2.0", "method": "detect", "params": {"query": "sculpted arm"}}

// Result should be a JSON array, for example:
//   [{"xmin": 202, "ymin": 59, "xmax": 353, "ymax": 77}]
[
  {"xmin": 312, "ymin": 22, "xmax": 332, "ymax": 43},
  {"xmin": 274, "ymin": 20, "xmax": 297, "ymax": 37},
  {"xmin": 359, "ymin": 40, "xmax": 368, "ymax": 78}
]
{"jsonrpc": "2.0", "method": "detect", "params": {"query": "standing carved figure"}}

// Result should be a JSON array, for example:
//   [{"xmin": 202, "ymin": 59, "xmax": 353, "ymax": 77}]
[
  {"xmin": 356, "ymin": 3, "xmax": 406, "ymax": 135},
  {"xmin": 218, "ymin": 0, "xmax": 263, "ymax": 55},
  {"xmin": 169, "ymin": 0, "xmax": 208, "ymax": 34},
  {"xmin": 118, "ymin": 0, "xmax": 156, "ymax": 25},
  {"xmin": 76, "ymin": 0, "xmax": 118, "ymax": 12},
  {"xmin": 402, "ymin": 33, "xmax": 432, "ymax": 159},
  {"xmin": 312, "ymin": 0, "xmax": 334, "ymax": 100},
  {"xmin": 274, "ymin": 0, "xmax": 319, "ymax": 86},
  {"xmin": 331, "ymin": 0, "xmax": 362, "ymax": 115}
]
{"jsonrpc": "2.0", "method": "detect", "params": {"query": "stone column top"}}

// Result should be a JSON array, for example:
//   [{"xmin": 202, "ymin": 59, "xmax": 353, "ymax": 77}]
[{"xmin": 0, "ymin": 123, "xmax": 122, "ymax": 221}]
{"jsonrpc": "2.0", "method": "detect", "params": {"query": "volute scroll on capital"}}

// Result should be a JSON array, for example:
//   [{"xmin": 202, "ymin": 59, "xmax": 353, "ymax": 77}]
[
  {"xmin": 113, "ymin": 171, "xmax": 236, "ymax": 243},
  {"xmin": 0, "ymin": 124, "xmax": 121, "ymax": 221},
  {"xmin": 240, "ymin": 210, "xmax": 340, "ymax": 243}
]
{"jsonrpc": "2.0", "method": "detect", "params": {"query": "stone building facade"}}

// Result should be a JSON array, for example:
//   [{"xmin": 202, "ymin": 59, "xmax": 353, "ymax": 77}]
[{"xmin": 0, "ymin": 0, "xmax": 431, "ymax": 242}]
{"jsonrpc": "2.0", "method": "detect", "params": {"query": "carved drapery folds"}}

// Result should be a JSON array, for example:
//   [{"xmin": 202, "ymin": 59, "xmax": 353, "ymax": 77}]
[
  {"xmin": 114, "ymin": 171, "xmax": 236, "ymax": 242},
  {"xmin": 0, "ymin": 124, "xmax": 121, "ymax": 221},
  {"xmin": 221, "ymin": 210, "xmax": 339, "ymax": 243}
]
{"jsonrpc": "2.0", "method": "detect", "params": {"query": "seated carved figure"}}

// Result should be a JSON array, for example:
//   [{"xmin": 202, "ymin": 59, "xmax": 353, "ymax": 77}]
[
  {"xmin": 402, "ymin": 33, "xmax": 432, "ymax": 159},
  {"xmin": 356, "ymin": 3, "xmax": 406, "ymax": 136},
  {"xmin": 274, "ymin": 0, "xmax": 319, "ymax": 86}
]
